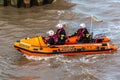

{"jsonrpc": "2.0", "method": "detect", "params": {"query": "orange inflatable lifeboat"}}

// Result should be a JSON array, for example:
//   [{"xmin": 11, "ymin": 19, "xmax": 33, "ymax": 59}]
[{"xmin": 14, "ymin": 35, "xmax": 117, "ymax": 57}]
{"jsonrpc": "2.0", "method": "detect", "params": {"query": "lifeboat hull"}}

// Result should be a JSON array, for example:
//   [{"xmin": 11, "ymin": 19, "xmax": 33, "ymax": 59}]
[
  {"xmin": 15, "ymin": 46, "xmax": 116, "ymax": 57},
  {"xmin": 14, "ymin": 36, "xmax": 117, "ymax": 57}
]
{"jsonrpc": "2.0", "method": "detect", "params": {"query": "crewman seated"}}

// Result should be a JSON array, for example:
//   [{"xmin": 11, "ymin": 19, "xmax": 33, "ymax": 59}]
[
  {"xmin": 46, "ymin": 30, "xmax": 58, "ymax": 46},
  {"xmin": 55, "ymin": 23, "xmax": 67, "ymax": 45},
  {"xmin": 72, "ymin": 23, "xmax": 90, "ymax": 43}
]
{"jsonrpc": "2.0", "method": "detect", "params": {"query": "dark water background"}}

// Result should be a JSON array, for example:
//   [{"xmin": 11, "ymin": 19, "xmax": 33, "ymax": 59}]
[{"xmin": 0, "ymin": 0, "xmax": 120, "ymax": 80}]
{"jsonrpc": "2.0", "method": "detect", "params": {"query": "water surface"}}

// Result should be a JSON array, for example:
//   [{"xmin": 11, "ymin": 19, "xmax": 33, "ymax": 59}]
[{"xmin": 0, "ymin": 0, "xmax": 120, "ymax": 80}]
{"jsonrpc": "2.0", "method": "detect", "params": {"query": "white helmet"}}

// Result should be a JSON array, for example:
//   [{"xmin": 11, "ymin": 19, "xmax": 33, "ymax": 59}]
[
  {"xmin": 46, "ymin": 30, "xmax": 54, "ymax": 36},
  {"xmin": 80, "ymin": 23, "xmax": 86, "ymax": 28},
  {"xmin": 56, "ymin": 23, "xmax": 63, "ymax": 29}
]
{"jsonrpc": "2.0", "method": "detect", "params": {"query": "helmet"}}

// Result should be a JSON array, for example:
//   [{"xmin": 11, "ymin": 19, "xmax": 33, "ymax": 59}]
[
  {"xmin": 80, "ymin": 23, "xmax": 86, "ymax": 28},
  {"xmin": 46, "ymin": 30, "xmax": 54, "ymax": 36},
  {"xmin": 56, "ymin": 23, "xmax": 63, "ymax": 29}
]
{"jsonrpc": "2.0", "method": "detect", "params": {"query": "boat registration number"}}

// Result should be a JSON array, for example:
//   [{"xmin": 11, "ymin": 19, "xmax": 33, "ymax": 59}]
[
  {"xmin": 61, "ymin": 46, "xmax": 74, "ymax": 52},
  {"xmin": 19, "ymin": 43, "xmax": 30, "ymax": 49}
]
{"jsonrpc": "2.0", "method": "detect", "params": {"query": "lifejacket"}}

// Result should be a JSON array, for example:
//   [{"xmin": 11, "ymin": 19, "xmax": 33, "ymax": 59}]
[
  {"xmin": 77, "ymin": 28, "xmax": 85, "ymax": 37},
  {"xmin": 49, "ymin": 34, "xmax": 58, "ymax": 44},
  {"xmin": 56, "ymin": 28, "xmax": 65, "ymax": 38}
]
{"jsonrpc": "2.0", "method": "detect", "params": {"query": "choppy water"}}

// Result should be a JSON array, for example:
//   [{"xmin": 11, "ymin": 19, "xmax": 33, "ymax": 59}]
[{"xmin": 0, "ymin": 0, "xmax": 120, "ymax": 80}]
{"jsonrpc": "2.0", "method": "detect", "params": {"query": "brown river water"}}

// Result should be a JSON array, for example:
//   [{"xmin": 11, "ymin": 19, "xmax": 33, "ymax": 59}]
[{"xmin": 0, "ymin": 0, "xmax": 120, "ymax": 80}]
